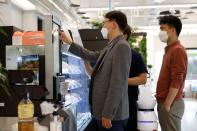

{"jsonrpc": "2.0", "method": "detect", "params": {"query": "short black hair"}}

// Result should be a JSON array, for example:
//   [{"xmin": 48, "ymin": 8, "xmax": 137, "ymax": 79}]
[
  {"xmin": 123, "ymin": 25, "xmax": 132, "ymax": 41},
  {"xmin": 105, "ymin": 10, "xmax": 127, "ymax": 32},
  {"xmin": 159, "ymin": 15, "xmax": 182, "ymax": 36}
]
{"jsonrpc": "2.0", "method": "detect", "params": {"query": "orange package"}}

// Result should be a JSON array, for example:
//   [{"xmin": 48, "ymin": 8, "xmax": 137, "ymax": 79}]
[
  {"xmin": 22, "ymin": 31, "xmax": 45, "ymax": 45},
  {"xmin": 12, "ymin": 31, "xmax": 24, "ymax": 45}
]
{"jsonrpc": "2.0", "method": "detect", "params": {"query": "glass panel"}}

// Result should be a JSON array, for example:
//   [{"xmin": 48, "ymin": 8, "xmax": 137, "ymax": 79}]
[
  {"xmin": 6, "ymin": 45, "xmax": 45, "ymax": 85},
  {"xmin": 61, "ymin": 29, "xmax": 91, "ymax": 130},
  {"xmin": 186, "ymin": 49, "xmax": 197, "ymax": 80}
]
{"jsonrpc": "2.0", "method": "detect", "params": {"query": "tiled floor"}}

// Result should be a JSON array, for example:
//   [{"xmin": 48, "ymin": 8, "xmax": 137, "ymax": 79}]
[
  {"xmin": 182, "ymin": 98, "xmax": 197, "ymax": 131},
  {"xmin": 157, "ymin": 98, "xmax": 197, "ymax": 131}
]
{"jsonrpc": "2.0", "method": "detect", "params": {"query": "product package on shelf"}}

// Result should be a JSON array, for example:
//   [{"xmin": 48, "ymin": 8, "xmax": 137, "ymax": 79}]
[{"xmin": 12, "ymin": 31, "xmax": 45, "ymax": 45}]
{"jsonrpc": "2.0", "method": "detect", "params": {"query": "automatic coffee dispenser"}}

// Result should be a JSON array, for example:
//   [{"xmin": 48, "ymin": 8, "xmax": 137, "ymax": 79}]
[{"xmin": 0, "ymin": 45, "xmax": 48, "ymax": 116}]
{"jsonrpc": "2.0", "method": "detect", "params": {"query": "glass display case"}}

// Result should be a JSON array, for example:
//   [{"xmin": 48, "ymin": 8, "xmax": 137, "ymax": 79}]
[
  {"xmin": 60, "ymin": 30, "xmax": 91, "ymax": 131},
  {"xmin": 61, "ymin": 50, "xmax": 91, "ymax": 130},
  {"xmin": 50, "ymin": 15, "xmax": 91, "ymax": 129},
  {"xmin": 2, "ymin": 45, "xmax": 47, "ymax": 117}
]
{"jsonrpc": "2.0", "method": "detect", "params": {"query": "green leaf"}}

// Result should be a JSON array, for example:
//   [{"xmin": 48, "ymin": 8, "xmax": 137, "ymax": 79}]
[
  {"xmin": 0, "ymin": 73, "xmax": 7, "ymax": 82},
  {"xmin": 90, "ymin": 20, "xmax": 103, "ymax": 29},
  {"xmin": 147, "ymin": 64, "xmax": 153, "ymax": 69},
  {"xmin": 0, "ymin": 82, "xmax": 11, "ymax": 97},
  {"xmin": 0, "ymin": 27, "xmax": 8, "ymax": 38},
  {"xmin": 128, "ymin": 32, "xmax": 147, "ymax": 65},
  {"xmin": 139, "ymin": 36, "xmax": 147, "ymax": 65},
  {"xmin": 0, "ymin": 63, "xmax": 11, "ymax": 97}
]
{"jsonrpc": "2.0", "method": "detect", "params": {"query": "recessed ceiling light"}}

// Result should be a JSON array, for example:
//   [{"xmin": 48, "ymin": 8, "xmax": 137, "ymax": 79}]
[
  {"xmin": 0, "ymin": 0, "xmax": 8, "ymax": 4},
  {"xmin": 180, "ymin": 16, "xmax": 188, "ymax": 20},
  {"xmin": 81, "ymin": 16, "xmax": 90, "ymax": 19},
  {"xmin": 77, "ymin": 11, "xmax": 86, "ymax": 15},
  {"xmin": 70, "ymin": 3, "xmax": 80, "ymax": 7},
  {"xmin": 154, "ymin": 0, "xmax": 166, "ymax": 3},
  {"xmin": 190, "ymin": 6, "xmax": 197, "ymax": 9},
  {"xmin": 185, "ymin": 11, "xmax": 195, "ymax": 14}
]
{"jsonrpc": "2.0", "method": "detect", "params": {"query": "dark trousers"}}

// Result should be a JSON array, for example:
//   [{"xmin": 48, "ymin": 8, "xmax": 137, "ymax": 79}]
[
  {"xmin": 125, "ymin": 98, "xmax": 138, "ymax": 131},
  {"xmin": 84, "ymin": 118, "xmax": 98, "ymax": 131},
  {"xmin": 96, "ymin": 119, "xmax": 128, "ymax": 131}
]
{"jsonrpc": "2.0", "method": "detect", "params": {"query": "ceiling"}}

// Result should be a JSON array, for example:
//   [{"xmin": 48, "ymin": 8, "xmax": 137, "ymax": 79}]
[{"xmin": 70, "ymin": 0, "xmax": 197, "ymax": 27}]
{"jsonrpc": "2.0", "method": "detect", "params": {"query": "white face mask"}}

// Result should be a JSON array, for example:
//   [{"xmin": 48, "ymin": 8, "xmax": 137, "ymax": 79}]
[
  {"xmin": 159, "ymin": 31, "xmax": 168, "ymax": 43},
  {"xmin": 101, "ymin": 27, "xmax": 108, "ymax": 39}
]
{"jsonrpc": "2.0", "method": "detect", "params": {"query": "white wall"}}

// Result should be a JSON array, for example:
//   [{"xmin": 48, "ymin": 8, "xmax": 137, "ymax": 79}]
[
  {"xmin": 0, "ymin": 2, "xmax": 39, "ymax": 31},
  {"xmin": 0, "ymin": 3, "xmax": 22, "ymax": 29},
  {"xmin": 22, "ymin": 11, "xmax": 38, "ymax": 31},
  {"xmin": 11, "ymin": 3, "xmax": 23, "ymax": 29},
  {"xmin": 179, "ymin": 35, "xmax": 197, "ymax": 48}
]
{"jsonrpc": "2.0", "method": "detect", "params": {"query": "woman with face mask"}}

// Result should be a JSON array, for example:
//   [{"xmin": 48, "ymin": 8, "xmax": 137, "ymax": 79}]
[{"xmin": 123, "ymin": 25, "xmax": 148, "ymax": 131}]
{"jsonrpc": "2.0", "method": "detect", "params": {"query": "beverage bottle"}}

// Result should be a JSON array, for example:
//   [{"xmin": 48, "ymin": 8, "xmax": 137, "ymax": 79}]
[{"xmin": 18, "ymin": 92, "xmax": 34, "ymax": 131}]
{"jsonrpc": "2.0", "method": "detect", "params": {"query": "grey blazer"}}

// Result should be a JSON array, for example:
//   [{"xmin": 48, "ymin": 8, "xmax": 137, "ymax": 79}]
[{"xmin": 69, "ymin": 35, "xmax": 131, "ymax": 120}]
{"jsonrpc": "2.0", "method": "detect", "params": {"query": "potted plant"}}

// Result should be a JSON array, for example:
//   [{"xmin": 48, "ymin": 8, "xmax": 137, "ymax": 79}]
[
  {"xmin": 128, "ymin": 30, "xmax": 147, "ymax": 65},
  {"xmin": 0, "ymin": 63, "xmax": 11, "ymax": 97},
  {"xmin": 89, "ymin": 20, "xmax": 103, "ymax": 29}
]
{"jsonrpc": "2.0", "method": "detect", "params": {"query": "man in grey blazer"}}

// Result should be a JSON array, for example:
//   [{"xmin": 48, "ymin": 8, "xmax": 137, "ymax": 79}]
[{"xmin": 60, "ymin": 11, "xmax": 131, "ymax": 131}]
